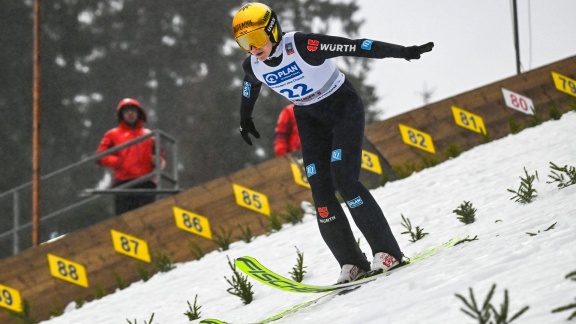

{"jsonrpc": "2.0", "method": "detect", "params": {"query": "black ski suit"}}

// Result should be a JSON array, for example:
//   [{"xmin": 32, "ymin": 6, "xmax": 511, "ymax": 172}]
[{"xmin": 239, "ymin": 32, "xmax": 421, "ymax": 271}]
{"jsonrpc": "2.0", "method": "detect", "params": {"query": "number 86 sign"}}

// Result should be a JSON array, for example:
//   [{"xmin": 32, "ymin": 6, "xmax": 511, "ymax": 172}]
[{"xmin": 173, "ymin": 207, "xmax": 213, "ymax": 240}]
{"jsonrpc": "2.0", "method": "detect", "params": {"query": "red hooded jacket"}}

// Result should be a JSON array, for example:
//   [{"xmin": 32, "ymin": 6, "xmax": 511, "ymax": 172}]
[
  {"xmin": 97, "ymin": 99, "xmax": 163, "ymax": 184},
  {"xmin": 274, "ymin": 104, "xmax": 301, "ymax": 157}
]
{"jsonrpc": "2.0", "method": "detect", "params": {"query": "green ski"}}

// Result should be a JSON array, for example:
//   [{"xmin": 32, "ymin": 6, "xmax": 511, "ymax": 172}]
[
  {"xmin": 235, "ymin": 236, "xmax": 464, "ymax": 294},
  {"xmin": 201, "ymin": 237, "xmax": 467, "ymax": 323}
]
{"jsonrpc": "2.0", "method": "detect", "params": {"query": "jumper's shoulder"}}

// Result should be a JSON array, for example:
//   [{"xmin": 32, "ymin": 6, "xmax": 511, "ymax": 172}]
[{"xmin": 241, "ymin": 56, "xmax": 252, "ymax": 72}]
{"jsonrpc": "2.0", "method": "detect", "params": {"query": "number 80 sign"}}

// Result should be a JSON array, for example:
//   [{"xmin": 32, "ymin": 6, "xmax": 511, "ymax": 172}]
[{"xmin": 501, "ymin": 88, "xmax": 534, "ymax": 115}]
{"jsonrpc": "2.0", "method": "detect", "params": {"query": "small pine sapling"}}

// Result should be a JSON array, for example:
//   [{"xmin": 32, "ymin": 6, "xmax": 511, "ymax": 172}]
[
  {"xmin": 136, "ymin": 263, "xmax": 153, "ymax": 282},
  {"xmin": 551, "ymin": 270, "xmax": 576, "ymax": 320},
  {"xmin": 288, "ymin": 247, "xmax": 307, "ymax": 283},
  {"xmin": 490, "ymin": 289, "xmax": 530, "ymax": 323},
  {"xmin": 547, "ymin": 162, "xmax": 576, "ymax": 189},
  {"xmin": 444, "ymin": 143, "xmax": 463, "ymax": 159},
  {"xmin": 548, "ymin": 102, "xmax": 562, "ymax": 120},
  {"xmin": 392, "ymin": 161, "xmax": 418, "ymax": 179},
  {"xmin": 224, "ymin": 256, "xmax": 254, "ymax": 305},
  {"xmin": 93, "ymin": 284, "xmax": 107, "ymax": 299},
  {"xmin": 183, "ymin": 295, "xmax": 202, "ymax": 321},
  {"xmin": 480, "ymin": 128, "xmax": 491, "ymax": 144},
  {"xmin": 126, "ymin": 313, "xmax": 155, "ymax": 324},
  {"xmin": 420, "ymin": 154, "xmax": 440, "ymax": 168},
  {"xmin": 7, "ymin": 299, "xmax": 35, "ymax": 324},
  {"xmin": 153, "ymin": 252, "xmax": 175, "ymax": 273},
  {"xmin": 508, "ymin": 117, "xmax": 522, "ymax": 134},
  {"xmin": 400, "ymin": 214, "xmax": 429, "ymax": 242},
  {"xmin": 189, "ymin": 240, "xmax": 205, "ymax": 260},
  {"xmin": 268, "ymin": 212, "xmax": 282, "ymax": 233},
  {"xmin": 237, "ymin": 224, "xmax": 254, "ymax": 243},
  {"xmin": 527, "ymin": 110, "xmax": 543, "ymax": 127},
  {"xmin": 455, "ymin": 284, "xmax": 494, "ymax": 323},
  {"xmin": 213, "ymin": 226, "xmax": 234, "ymax": 251},
  {"xmin": 114, "ymin": 271, "xmax": 128, "ymax": 290},
  {"xmin": 282, "ymin": 203, "xmax": 305, "ymax": 225},
  {"xmin": 379, "ymin": 173, "xmax": 391, "ymax": 187},
  {"xmin": 455, "ymin": 284, "xmax": 529, "ymax": 324},
  {"xmin": 75, "ymin": 299, "xmax": 85, "ymax": 309},
  {"xmin": 453, "ymin": 201, "xmax": 477, "ymax": 224},
  {"xmin": 48, "ymin": 304, "xmax": 65, "ymax": 318},
  {"xmin": 507, "ymin": 167, "xmax": 539, "ymax": 203}
]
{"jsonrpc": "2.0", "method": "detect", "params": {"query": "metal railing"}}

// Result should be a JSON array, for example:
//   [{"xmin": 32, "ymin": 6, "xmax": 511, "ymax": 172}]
[{"xmin": 0, "ymin": 129, "xmax": 179, "ymax": 259}]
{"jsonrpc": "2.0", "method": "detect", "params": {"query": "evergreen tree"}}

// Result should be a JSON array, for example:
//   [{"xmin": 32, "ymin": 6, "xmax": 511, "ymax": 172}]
[{"xmin": 0, "ymin": 1, "xmax": 379, "ymax": 242}]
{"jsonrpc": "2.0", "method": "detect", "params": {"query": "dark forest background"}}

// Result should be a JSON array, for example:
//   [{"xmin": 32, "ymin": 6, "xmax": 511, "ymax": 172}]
[{"xmin": 0, "ymin": 0, "xmax": 384, "ymax": 245}]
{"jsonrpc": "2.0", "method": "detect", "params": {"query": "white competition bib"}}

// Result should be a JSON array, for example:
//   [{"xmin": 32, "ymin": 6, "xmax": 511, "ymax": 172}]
[{"xmin": 252, "ymin": 32, "xmax": 345, "ymax": 106}]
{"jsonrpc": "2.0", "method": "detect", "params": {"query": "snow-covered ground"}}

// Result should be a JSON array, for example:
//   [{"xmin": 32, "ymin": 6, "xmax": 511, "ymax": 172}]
[{"xmin": 41, "ymin": 112, "xmax": 576, "ymax": 323}]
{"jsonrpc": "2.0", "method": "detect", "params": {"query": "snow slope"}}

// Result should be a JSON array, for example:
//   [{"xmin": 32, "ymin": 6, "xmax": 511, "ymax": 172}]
[{"xmin": 41, "ymin": 112, "xmax": 576, "ymax": 323}]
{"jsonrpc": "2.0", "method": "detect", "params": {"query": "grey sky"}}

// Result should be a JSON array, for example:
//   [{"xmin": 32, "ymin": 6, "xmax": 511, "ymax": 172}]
[{"xmin": 356, "ymin": 0, "xmax": 576, "ymax": 118}]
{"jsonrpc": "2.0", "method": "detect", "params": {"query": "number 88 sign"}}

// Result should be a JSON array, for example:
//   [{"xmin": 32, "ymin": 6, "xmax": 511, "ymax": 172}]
[{"xmin": 47, "ymin": 254, "xmax": 89, "ymax": 288}]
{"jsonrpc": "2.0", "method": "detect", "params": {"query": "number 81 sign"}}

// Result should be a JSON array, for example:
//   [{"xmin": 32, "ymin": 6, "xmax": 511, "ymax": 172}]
[{"xmin": 501, "ymin": 88, "xmax": 534, "ymax": 115}]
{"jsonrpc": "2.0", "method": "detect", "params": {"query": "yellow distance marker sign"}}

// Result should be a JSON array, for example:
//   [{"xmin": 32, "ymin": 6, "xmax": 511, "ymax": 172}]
[
  {"xmin": 110, "ymin": 230, "xmax": 151, "ymax": 263},
  {"xmin": 290, "ymin": 162, "xmax": 311, "ymax": 188},
  {"xmin": 47, "ymin": 254, "xmax": 89, "ymax": 288},
  {"xmin": 398, "ymin": 124, "xmax": 436, "ymax": 154},
  {"xmin": 173, "ymin": 207, "xmax": 213, "ymax": 239},
  {"xmin": 233, "ymin": 184, "xmax": 271, "ymax": 216},
  {"xmin": 0, "ymin": 284, "xmax": 22, "ymax": 313},
  {"xmin": 451, "ymin": 106, "xmax": 486, "ymax": 134},
  {"xmin": 551, "ymin": 71, "xmax": 576, "ymax": 97},
  {"xmin": 361, "ymin": 150, "xmax": 382, "ymax": 174}
]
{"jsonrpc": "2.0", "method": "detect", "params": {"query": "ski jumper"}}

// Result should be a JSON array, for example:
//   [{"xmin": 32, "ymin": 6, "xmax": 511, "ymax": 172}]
[{"xmin": 240, "ymin": 32, "xmax": 405, "ymax": 270}]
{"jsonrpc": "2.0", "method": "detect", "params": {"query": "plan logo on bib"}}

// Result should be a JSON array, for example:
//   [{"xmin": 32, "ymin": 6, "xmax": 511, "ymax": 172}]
[{"xmin": 263, "ymin": 62, "xmax": 302, "ymax": 86}]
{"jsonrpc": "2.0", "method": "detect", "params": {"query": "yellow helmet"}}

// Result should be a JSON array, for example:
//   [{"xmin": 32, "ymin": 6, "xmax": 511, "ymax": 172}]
[{"xmin": 232, "ymin": 3, "xmax": 282, "ymax": 52}]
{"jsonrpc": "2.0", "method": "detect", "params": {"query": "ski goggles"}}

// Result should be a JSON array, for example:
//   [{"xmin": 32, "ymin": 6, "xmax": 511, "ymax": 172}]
[{"xmin": 235, "ymin": 28, "xmax": 269, "ymax": 52}]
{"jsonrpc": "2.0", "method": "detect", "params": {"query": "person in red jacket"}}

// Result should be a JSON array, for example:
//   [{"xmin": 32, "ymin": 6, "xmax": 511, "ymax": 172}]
[
  {"xmin": 96, "ymin": 98, "xmax": 164, "ymax": 215},
  {"xmin": 274, "ymin": 104, "xmax": 301, "ymax": 157}
]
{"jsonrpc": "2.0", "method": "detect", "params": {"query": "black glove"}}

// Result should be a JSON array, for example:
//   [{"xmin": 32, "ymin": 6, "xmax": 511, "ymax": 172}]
[
  {"xmin": 403, "ymin": 42, "xmax": 434, "ymax": 61},
  {"xmin": 239, "ymin": 117, "xmax": 260, "ymax": 145}
]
